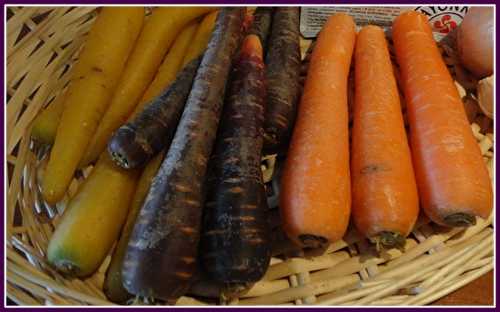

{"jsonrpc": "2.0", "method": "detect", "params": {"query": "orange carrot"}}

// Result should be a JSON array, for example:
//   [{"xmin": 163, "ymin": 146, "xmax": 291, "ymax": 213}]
[
  {"xmin": 280, "ymin": 14, "xmax": 356, "ymax": 248},
  {"xmin": 351, "ymin": 25, "xmax": 419, "ymax": 248},
  {"xmin": 392, "ymin": 12, "xmax": 492, "ymax": 227}
]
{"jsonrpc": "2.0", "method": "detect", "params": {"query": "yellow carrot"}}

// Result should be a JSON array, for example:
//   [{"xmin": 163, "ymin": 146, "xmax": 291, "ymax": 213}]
[
  {"xmin": 41, "ymin": 7, "xmax": 144, "ymax": 205},
  {"xmin": 47, "ymin": 153, "xmax": 138, "ymax": 277},
  {"xmin": 132, "ymin": 10, "xmax": 217, "ymax": 117},
  {"xmin": 103, "ymin": 152, "xmax": 164, "ymax": 302},
  {"xmin": 81, "ymin": 7, "xmax": 216, "ymax": 166},
  {"xmin": 31, "ymin": 91, "xmax": 66, "ymax": 145},
  {"xmin": 131, "ymin": 20, "xmax": 199, "ymax": 117},
  {"xmin": 181, "ymin": 10, "xmax": 218, "ymax": 68},
  {"xmin": 69, "ymin": 8, "xmax": 144, "ymax": 87}
]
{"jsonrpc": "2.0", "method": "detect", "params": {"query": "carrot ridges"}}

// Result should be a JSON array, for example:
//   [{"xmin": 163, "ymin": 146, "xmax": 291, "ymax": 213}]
[
  {"xmin": 262, "ymin": 7, "xmax": 301, "ymax": 154},
  {"xmin": 393, "ymin": 11, "xmax": 492, "ymax": 227},
  {"xmin": 201, "ymin": 34, "xmax": 270, "ymax": 286},
  {"xmin": 247, "ymin": 7, "xmax": 273, "ymax": 53},
  {"xmin": 108, "ymin": 56, "xmax": 202, "ymax": 169},
  {"xmin": 280, "ymin": 13, "xmax": 356, "ymax": 248},
  {"xmin": 350, "ymin": 25, "xmax": 419, "ymax": 247},
  {"xmin": 122, "ymin": 8, "xmax": 245, "ymax": 302}
]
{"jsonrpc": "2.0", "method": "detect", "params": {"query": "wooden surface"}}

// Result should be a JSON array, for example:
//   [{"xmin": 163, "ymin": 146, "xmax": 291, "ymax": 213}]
[{"xmin": 432, "ymin": 271, "xmax": 494, "ymax": 305}]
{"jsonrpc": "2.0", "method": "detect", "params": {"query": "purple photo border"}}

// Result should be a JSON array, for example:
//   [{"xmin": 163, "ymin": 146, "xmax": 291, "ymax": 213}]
[
  {"xmin": 2, "ymin": 0, "xmax": 500, "ymax": 4},
  {"xmin": 2, "ymin": 0, "xmax": 497, "ymax": 310}
]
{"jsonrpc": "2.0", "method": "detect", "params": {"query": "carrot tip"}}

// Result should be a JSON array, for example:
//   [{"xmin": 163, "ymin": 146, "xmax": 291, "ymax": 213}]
[
  {"xmin": 53, "ymin": 259, "xmax": 82, "ymax": 276},
  {"xmin": 371, "ymin": 231, "xmax": 406, "ymax": 250},
  {"xmin": 109, "ymin": 150, "xmax": 130, "ymax": 169},
  {"xmin": 108, "ymin": 127, "xmax": 146, "ymax": 169},
  {"xmin": 443, "ymin": 213, "xmax": 476, "ymax": 227},
  {"xmin": 220, "ymin": 283, "xmax": 251, "ymax": 301},
  {"xmin": 240, "ymin": 34, "xmax": 263, "ymax": 60},
  {"xmin": 298, "ymin": 234, "xmax": 329, "ymax": 249}
]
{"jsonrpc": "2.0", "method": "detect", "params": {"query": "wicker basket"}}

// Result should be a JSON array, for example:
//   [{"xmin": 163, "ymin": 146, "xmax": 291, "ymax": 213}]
[{"xmin": 6, "ymin": 6, "xmax": 494, "ymax": 306}]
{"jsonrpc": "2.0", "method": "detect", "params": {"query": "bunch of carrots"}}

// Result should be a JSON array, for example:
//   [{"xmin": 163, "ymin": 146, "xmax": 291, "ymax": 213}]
[
  {"xmin": 32, "ymin": 6, "xmax": 492, "ymax": 304},
  {"xmin": 281, "ymin": 11, "xmax": 492, "ymax": 250},
  {"xmin": 35, "ymin": 7, "xmax": 301, "ymax": 303}
]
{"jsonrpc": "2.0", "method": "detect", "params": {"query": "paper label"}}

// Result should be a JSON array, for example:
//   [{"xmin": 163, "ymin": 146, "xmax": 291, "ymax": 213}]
[{"xmin": 300, "ymin": 6, "xmax": 469, "ymax": 41}]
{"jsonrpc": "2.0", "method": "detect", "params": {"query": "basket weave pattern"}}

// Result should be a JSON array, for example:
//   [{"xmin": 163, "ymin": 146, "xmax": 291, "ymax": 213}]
[{"xmin": 6, "ymin": 7, "xmax": 494, "ymax": 306}]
